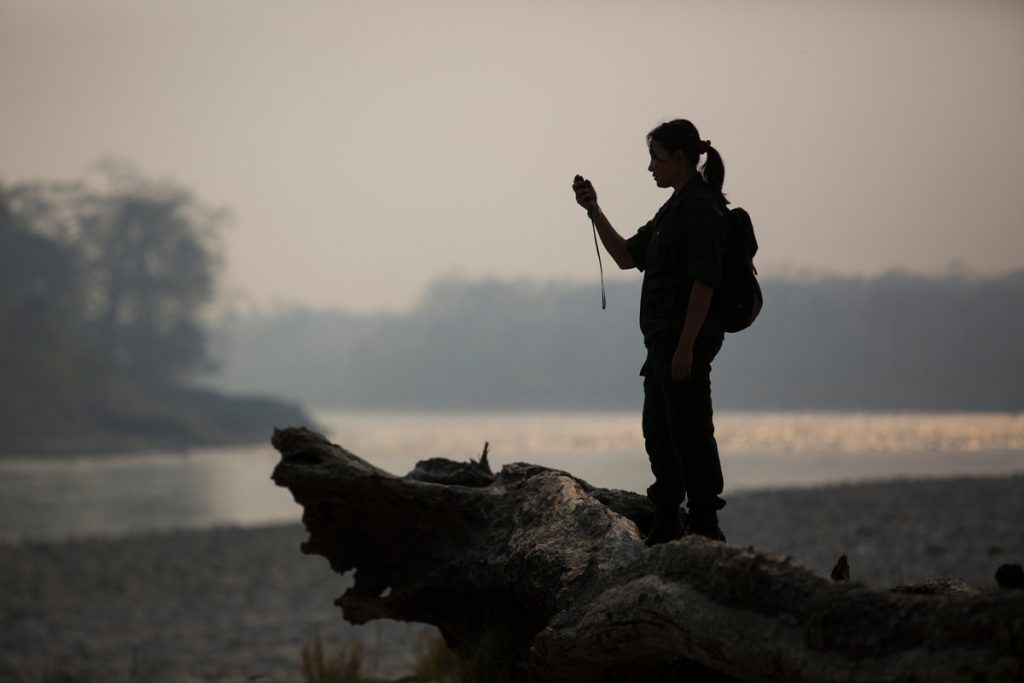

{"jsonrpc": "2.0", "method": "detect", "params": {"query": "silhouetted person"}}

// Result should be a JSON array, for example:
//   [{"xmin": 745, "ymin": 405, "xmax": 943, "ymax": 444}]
[{"xmin": 572, "ymin": 119, "xmax": 729, "ymax": 544}]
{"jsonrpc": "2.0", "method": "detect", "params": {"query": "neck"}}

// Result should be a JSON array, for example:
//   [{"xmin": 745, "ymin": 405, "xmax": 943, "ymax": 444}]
[{"xmin": 671, "ymin": 167, "xmax": 698, "ymax": 194}]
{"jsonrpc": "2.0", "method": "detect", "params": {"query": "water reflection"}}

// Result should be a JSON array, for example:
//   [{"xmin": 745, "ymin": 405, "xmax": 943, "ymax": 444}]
[
  {"xmin": 0, "ymin": 447, "xmax": 300, "ymax": 543},
  {"xmin": 318, "ymin": 410, "xmax": 1024, "ymax": 462}
]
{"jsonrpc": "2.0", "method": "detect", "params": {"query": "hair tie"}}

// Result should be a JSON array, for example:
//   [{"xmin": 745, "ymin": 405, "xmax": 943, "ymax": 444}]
[{"xmin": 701, "ymin": 140, "xmax": 712, "ymax": 154}]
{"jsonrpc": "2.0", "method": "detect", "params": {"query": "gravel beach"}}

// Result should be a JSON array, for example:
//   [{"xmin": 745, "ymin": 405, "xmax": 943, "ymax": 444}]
[{"xmin": 2, "ymin": 474, "xmax": 1022, "ymax": 682}]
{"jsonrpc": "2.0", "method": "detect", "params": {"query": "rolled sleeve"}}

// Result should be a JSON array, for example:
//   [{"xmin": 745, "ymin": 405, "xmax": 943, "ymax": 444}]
[
  {"xmin": 626, "ymin": 222, "xmax": 653, "ymax": 272},
  {"xmin": 686, "ymin": 199, "xmax": 726, "ymax": 288}
]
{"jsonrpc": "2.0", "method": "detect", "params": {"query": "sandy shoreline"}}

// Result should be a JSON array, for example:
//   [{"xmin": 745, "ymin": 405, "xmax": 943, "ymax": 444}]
[{"xmin": 2, "ymin": 474, "xmax": 1022, "ymax": 682}]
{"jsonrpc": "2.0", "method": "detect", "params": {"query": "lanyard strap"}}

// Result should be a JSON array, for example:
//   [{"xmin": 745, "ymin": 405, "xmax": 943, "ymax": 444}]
[{"xmin": 591, "ymin": 217, "xmax": 606, "ymax": 310}]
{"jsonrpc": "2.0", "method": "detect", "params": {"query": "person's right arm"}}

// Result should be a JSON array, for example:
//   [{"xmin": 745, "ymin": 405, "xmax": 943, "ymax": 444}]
[{"xmin": 571, "ymin": 176, "xmax": 636, "ymax": 270}]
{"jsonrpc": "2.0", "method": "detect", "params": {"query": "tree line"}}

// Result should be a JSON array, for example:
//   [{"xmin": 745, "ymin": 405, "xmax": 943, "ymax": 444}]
[
  {"xmin": 0, "ymin": 164, "xmax": 307, "ymax": 455},
  {"xmin": 210, "ymin": 272, "xmax": 1024, "ymax": 411}
]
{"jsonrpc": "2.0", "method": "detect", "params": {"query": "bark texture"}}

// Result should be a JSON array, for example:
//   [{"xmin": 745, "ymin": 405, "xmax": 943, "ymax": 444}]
[{"xmin": 271, "ymin": 427, "xmax": 1024, "ymax": 682}]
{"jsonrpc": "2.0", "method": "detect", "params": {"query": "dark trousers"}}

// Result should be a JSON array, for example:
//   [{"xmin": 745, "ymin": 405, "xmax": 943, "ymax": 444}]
[{"xmin": 641, "ymin": 333, "xmax": 725, "ymax": 512}]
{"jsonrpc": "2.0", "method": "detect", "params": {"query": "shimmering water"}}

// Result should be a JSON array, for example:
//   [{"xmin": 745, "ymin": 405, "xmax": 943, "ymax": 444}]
[{"xmin": 2, "ymin": 410, "xmax": 1022, "ymax": 543}]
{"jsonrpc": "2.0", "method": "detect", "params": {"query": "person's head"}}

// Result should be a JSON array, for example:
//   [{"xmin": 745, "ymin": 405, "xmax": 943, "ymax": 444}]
[{"xmin": 646, "ymin": 119, "xmax": 727, "ymax": 202}]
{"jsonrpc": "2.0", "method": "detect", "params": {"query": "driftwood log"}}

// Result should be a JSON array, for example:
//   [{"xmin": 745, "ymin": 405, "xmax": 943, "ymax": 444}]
[{"xmin": 271, "ymin": 427, "xmax": 1024, "ymax": 682}]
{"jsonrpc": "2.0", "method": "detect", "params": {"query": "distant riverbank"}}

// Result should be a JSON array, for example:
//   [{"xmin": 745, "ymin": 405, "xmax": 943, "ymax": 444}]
[{"xmin": 0, "ymin": 386, "xmax": 318, "ymax": 457}]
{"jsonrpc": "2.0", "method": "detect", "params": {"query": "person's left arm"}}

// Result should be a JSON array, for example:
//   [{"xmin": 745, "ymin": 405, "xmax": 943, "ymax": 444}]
[{"xmin": 672, "ymin": 199, "xmax": 727, "ymax": 381}]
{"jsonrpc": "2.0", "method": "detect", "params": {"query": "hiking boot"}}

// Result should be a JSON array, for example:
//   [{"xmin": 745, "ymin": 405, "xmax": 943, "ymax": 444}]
[
  {"xmin": 684, "ymin": 510, "xmax": 726, "ymax": 542},
  {"xmin": 644, "ymin": 504, "xmax": 686, "ymax": 546}
]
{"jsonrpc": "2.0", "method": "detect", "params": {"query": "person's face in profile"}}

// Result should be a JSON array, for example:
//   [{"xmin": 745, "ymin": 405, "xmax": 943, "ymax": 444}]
[{"xmin": 647, "ymin": 141, "xmax": 689, "ymax": 189}]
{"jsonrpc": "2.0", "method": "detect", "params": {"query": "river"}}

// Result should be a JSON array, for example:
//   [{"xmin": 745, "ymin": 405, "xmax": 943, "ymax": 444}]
[{"xmin": 2, "ymin": 410, "xmax": 1022, "ymax": 543}]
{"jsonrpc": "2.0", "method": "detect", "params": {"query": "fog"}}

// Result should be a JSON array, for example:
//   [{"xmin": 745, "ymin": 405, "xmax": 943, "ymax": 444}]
[
  {"xmin": 3, "ymin": 0, "xmax": 1023, "ymax": 312},
  {"xmin": 207, "ymin": 272, "xmax": 1024, "ymax": 411},
  {"xmin": 3, "ymin": 1, "xmax": 1023, "ymax": 455}
]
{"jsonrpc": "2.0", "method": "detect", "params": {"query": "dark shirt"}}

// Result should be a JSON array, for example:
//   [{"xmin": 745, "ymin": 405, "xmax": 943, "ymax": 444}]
[{"xmin": 626, "ymin": 175, "xmax": 727, "ymax": 346}]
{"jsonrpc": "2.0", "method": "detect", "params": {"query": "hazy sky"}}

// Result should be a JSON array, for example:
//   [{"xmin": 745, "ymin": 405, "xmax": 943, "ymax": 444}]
[{"xmin": 3, "ymin": 0, "xmax": 1023, "ymax": 312}]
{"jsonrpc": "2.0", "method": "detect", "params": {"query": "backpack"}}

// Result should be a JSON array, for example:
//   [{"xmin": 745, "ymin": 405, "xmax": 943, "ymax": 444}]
[{"xmin": 715, "ymin": 206, "xmax": 763, "ymax": 333}]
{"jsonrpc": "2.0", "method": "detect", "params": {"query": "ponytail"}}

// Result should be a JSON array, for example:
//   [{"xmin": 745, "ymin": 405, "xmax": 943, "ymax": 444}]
[{"xmin": 699, "ymin": 144, "xmax": 728, "ymax": 205}]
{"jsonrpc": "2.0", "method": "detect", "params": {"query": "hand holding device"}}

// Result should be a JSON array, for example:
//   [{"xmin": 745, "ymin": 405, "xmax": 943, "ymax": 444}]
[
  {"xmin": 572, "ymin": 174, "xmax": 606, "ymax": 310},
  {"xmin": 572, "ymin": 174, "xmax": 598, "ymax": 213}
]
